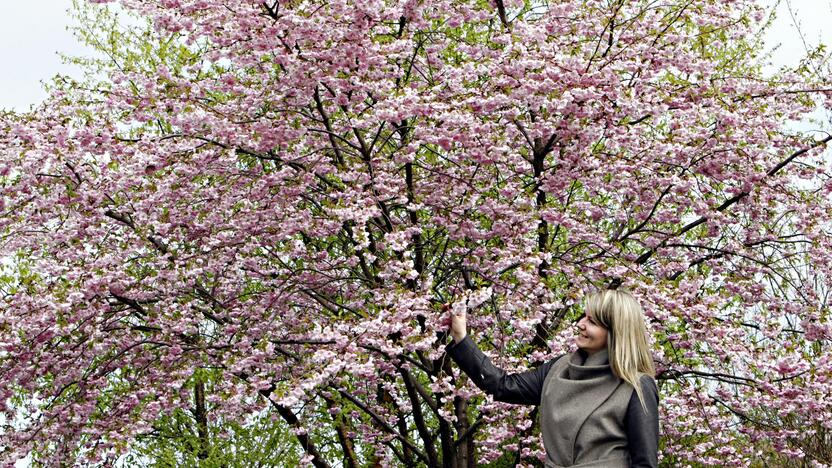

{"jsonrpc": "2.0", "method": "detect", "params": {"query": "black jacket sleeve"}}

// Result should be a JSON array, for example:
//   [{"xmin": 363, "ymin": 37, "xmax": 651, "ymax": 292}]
[
  {"xmin": 625, "ymin": 375, "xmax": 660, "ymax": 468},
  {"xmin": 445, "ymin": 335, "xmax": 561, "ymax": 405}
]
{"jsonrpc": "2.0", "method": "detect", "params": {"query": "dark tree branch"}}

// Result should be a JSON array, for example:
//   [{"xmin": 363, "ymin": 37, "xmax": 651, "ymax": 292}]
[
  {"xmin": 313, "ymin": 86, "xmax": 346, "ymax": 167},
  {"xmin": 615, "ymin": 184, "xmax": 674, "ymax": 242},
  {"xmin": 634, "ymin": 136, "xmax": 832, "ymax": 265},
  {"xmin": 336, "ymin": 388, "xmax": 430, "ymax": 464},
  {"xmin": 272, "ymin": 401, "xmax": 332, "ymax": 468},
  {"xmin": 193, "ymin": 378, "xmax": 210, "ymax": 460},
  {"xmin": 321, "ymin": 393, "xmax": 359, "ymax": 468},
  {"xmin": 494, "ymin": 0, "xmax": 510, "ymax": 30},
  {"xmin": 244, "ymin": 377, "xmax": 331, "ymax": 468},
  {"xmin": 109, "ymin": 292, "xmax": 148, "ymax": 316},
  {"xmin": 659, "ymin": 369, "xmax": 758, "ymax": 388},
  {"xmin": 400, "ymin": 368, "xmax": 440, "ymax": 466},
  {"xmin": 104, "ymin": 209, "xmax": 135, "ymax": 229}
]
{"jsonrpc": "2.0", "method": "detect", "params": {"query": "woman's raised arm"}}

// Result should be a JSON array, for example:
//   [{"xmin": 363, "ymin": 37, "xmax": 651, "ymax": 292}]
[{"xmin": 446, "ymin": 306, "xmax": 560, "ymax": 405}]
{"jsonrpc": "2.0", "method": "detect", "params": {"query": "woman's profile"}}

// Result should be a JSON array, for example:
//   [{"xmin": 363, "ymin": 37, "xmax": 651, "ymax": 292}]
[{"xmin": 446, "ymin": 288, "xmax": 659, "ymax": 468}]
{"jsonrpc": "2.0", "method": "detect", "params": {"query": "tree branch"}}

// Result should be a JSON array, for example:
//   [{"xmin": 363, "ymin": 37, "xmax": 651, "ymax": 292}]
[
  {"xmin": 494, "ymin": 0, "xmax": 510, "ymax": 30},
  {"xmin": 336, "ymin": 388, "xmax": 429, "ymax": 464},
  {"xmin": 634, "ymin": 136, "xmax": 832, "ymax": 265}
]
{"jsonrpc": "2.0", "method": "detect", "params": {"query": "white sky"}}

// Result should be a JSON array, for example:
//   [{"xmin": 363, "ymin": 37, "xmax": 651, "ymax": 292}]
[
  {"xmin": 763, "ymin": 0, "xmax": 832, "ymax": 81},
  {"xmin": 0, "ymin": 0, "xmax": 830, "ymax": 112},
  {"xmin": 0, "ymin": 1, "xmax": 93, "ymax": 112}
]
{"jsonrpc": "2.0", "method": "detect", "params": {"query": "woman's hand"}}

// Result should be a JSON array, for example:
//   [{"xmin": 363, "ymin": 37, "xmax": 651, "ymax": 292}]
[{"xmin": 448, "ymin": 304, "xmax": 467, "ymax": 343}]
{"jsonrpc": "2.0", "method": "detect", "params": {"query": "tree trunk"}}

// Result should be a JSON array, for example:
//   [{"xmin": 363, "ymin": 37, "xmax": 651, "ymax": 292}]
[{"xmin": 194, "ymin": 379, "xmax": 210, "ymax": 460}]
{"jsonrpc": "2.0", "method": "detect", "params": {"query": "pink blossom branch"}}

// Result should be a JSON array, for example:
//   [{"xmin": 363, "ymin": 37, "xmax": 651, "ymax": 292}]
[{"xmin": 634, "ymin": 135, "xmax": 832, "ymax": 266}]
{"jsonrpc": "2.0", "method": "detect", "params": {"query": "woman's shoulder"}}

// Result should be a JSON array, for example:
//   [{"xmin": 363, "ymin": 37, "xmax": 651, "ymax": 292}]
[
  {"xmin": 537, "ymin": 353, "xmax": 570, "ymax": 381},
  {"xmin": 633, "ymin": 373, "xmax": 657, "ymax": 386},
  {"xmin": 635, "ymin": 374, "xmax": 659, "ymax": 399},
  {"xmin": 638, "ymin": 373, "xmax": 657, "ymax": 385},
  {"xmin": 545, "ymin": 352, "xmax": 571, "ymax": 369}
]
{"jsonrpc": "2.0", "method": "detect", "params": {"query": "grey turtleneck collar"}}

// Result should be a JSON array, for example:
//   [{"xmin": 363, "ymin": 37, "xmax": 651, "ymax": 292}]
[{"xmin": 540, "ymin": 347, "xmax": 631, "ymax": 467}]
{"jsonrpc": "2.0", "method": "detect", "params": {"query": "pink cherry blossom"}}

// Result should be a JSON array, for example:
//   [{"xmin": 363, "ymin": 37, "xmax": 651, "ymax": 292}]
[{"xmin": 1, "ymin": 0, "xmax": 831, "ymax": 465}]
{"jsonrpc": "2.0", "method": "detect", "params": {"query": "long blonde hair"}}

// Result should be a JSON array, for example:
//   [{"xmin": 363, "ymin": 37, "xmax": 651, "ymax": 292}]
[{"xmin": 585, "ymin": 289, "xmax": 656, "ymax": 412}]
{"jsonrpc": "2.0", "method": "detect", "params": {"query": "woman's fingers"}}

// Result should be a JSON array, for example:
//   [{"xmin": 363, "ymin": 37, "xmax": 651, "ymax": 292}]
[
  {"xmin": 448, "ymin": 304, "xmax": 467, "ymax": 342},
  {"xmin": 441, "ymin": 302, "xmax": 468, "ymax": 342}
]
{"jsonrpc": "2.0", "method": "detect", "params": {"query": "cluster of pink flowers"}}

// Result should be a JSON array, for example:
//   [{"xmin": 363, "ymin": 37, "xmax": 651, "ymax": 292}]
[{"xmin": 1, "ymin": 0, "xmax": 831, "ymax": 465}]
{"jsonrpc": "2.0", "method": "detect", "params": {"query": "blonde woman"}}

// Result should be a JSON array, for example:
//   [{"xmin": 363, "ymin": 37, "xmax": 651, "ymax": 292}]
[{"xmin": 446, "ymin": 289, "xmax": 659, "ymax": 468}]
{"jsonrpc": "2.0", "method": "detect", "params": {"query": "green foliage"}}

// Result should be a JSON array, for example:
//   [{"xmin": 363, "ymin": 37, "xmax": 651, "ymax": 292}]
[{"xmin": 122, "ymin": 407, "xmax": 301, "ymax": 467}]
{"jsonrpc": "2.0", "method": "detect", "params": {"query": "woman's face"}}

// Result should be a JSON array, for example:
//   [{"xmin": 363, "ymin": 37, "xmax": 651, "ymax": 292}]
[{"xmin": 576, "ymin": 310, "xmax": 608, "ymax": 354}]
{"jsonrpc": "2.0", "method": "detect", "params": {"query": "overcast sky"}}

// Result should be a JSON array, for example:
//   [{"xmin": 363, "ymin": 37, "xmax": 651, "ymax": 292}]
[
  {"xmin": 0, "ymin": 0, "xmax": 830, "ymax": 112},
  {"xmin": 0, "ymin": 1, "xmax": 92, "ymax": 112}
]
